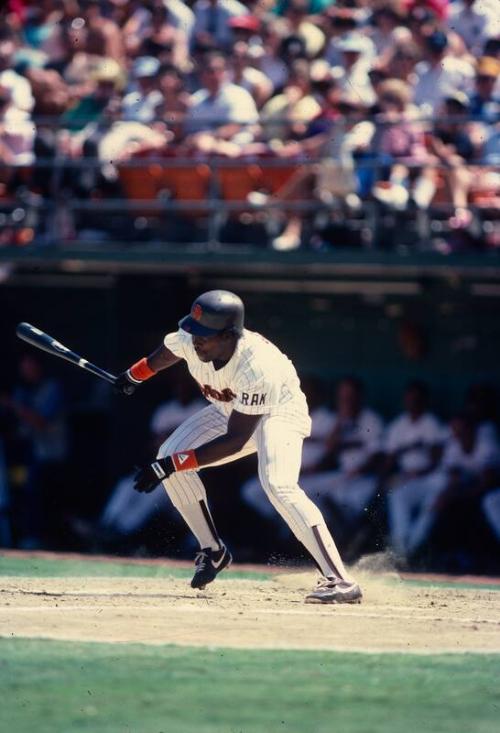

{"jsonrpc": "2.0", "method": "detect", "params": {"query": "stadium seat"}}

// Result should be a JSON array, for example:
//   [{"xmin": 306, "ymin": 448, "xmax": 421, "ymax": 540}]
[
  {"xmin": 118, "ymin": 161, "xmax": 212, "ymax": 219},
  {"xmin": 216, "ymin": 163, "xmax": 263, "ymax": 212}
]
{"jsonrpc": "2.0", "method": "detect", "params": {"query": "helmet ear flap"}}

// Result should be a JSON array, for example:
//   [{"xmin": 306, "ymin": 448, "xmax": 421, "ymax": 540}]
[{"xmin": 224, "ymin": 325, "xmax": 242, "ymax": 339}]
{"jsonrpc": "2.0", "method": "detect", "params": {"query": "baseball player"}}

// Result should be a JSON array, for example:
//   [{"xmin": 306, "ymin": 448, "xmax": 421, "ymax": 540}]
[{"xmin": 115, "ymin": 290, "xmax": 362, "ymax": 604}]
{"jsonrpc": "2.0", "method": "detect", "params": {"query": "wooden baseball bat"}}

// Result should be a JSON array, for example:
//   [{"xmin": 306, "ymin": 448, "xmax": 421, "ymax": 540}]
[{"xmin": 16, "ymin": 322, "xmax": 117, "ymax": 385}]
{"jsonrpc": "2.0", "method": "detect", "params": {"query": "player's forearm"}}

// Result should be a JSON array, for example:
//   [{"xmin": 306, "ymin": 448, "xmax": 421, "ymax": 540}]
[
  {"xmin": 115, "ymin": 345, "xmax": 180, "ymax": 395},
  {"xmin": 194, "ymin": 432, "xmax": 251, "ymax": 467},
  {"xmin": 128, "ymin": 345, "xmax": 180, "ymax": 379},
  {"xmin": 146, "ymin": 345, "xmax": 181, "ymax": 372},
  {"xmin": 134, "ymin": 430, "xmax": 256, "ymax": 492}
]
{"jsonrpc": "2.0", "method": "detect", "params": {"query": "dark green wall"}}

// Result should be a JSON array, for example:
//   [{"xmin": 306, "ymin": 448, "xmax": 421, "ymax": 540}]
[{"xmin": 2, "ymin": 273, "xmax": 499, "ymax": 481}]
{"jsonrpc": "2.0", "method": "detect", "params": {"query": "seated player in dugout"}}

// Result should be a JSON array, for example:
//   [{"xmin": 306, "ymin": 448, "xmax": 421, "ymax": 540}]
[{"xmin": 115, "ymin": 290, "xmax": 362, "ymax": 604}]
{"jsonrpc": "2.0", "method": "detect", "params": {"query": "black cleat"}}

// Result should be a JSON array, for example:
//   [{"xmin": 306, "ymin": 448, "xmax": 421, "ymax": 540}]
[{"xmin": 190, "ymin": 545, "xmax": 232, "ymax": 589}]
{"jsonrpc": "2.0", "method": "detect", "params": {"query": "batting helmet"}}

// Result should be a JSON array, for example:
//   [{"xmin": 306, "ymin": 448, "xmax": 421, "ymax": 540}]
[{"xmin": 179, "ymin": 290, "xmax": 245, "ymax": 337}]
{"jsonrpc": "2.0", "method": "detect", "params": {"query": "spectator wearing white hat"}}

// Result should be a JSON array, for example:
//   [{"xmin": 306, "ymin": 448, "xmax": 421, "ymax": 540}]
[
  {"xmin": 332, "ymin": 33, "xmax": 376, "ymax": 108},
  {"xmin": 122, "ymin": 56, "xmax": 162, "ymax": 123}
]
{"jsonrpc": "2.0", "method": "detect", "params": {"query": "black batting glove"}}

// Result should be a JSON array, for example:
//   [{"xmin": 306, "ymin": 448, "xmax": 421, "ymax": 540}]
[
  {"xmin": 114, "ymin": 370, "xmax": 139, "ymax": 396},
  {"xmin": 134, "ymin": 457, "xmax": 174, "ymax": 493}
]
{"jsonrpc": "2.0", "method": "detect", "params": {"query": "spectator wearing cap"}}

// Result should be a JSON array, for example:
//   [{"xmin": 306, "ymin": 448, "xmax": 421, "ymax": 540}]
[
  {"xmin": 332, "ymin": 33, "xmax": 376, "ymax": 108},
  {"xmin": 447, "ymin": 0, "xmax": 492, "ymax": 56},
  {"xmin": 227, "ymin": 41, "xmax": 273, "ymax": 109},
  {"xmin": 325, "ymin": 22, "xmax": 376, "ymax": 69},
  {"xmin": 405, "ymin": 2, "xmax": 468, "ymax": 60},
  {"xmin": 322, "ymin": 7, "xmax": 359, "ymax": 59},
  {"xmin": 0, "ymin": 39, "xmax": 34, "ymax": 113},
  {"xmin": 228, "ymin": 14, "xmax": 263, "ymax": 47},
  {"xmin": 403, "ymin": 0, "xmax": 449, "ymax": 23},
  {"xmin": 60, "ymin": 58, "xmax": 123, "ymax": 132},
  {"xmin": 469, "ymin": 56, "xmax": 500, "ymax": 124},
  {"xmin": 183, "ymin": 51, "xmax": 259, "ymax": 150},
  {"xmin": 191, "ymin": 0, "xmax": 249, "ymax": 52},
  {"xmin": 413, "ymin": 30, "xmax": 475, "ymax": 114},
  {"xmin": 62, "ymin": 23, "xmax": 113, "ymax": 100},
  {"xmin": 122, "ymin": 56, "xmax": 162, "ymax": 123}
]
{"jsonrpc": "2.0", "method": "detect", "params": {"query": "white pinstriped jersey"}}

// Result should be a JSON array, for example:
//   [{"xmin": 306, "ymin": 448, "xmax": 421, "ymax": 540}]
[{"xmin": 163, "ymin": 328, "xmax": 311, "ymax": 436}]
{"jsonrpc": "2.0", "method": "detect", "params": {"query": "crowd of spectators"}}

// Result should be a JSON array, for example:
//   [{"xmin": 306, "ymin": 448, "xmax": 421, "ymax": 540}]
[
  {"xmin": 0, "ymin": 0, "xmax": 499, "ymax": 250},
  {"xmin": 1, "ymin": 353, "xmax": 499, "ymax": 574}
]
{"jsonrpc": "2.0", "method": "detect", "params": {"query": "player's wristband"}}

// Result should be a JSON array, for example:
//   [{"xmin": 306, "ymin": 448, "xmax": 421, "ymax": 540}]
[
  {"xmin": 171, "ymin": 450, "xmax": 199, "ymax": 472},
  {"xmin": 127, "ymin": 357, "xmax": 156, "ymax": 383}
]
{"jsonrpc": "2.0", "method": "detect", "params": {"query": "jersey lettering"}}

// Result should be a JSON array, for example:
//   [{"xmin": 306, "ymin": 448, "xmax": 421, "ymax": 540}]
[
  {"xmin": 200, "ymin": 384, "xmax": 236, "ymax": 403},
  {"xmin": 250, "ymin": 393, "xmax": 266, "ymax": 406},
  {"xmin": 241, "ymin": 392, "xmax": 249, "ymax": 405}
]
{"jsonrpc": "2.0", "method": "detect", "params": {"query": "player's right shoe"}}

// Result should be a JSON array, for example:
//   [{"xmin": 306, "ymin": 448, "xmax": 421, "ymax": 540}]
[
  {"xmin": 305, "ymin": 578, "xmax": 363, "ymax": 604},
  {"xmin": 190, "ymin": 545, "xmax": 232, "ymax": 590}
]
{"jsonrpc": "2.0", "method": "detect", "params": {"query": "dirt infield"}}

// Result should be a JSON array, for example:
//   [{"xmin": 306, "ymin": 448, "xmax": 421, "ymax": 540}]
[{"xmin": 1, "ymin": 563, "xmax": 499, "ymax": 654}]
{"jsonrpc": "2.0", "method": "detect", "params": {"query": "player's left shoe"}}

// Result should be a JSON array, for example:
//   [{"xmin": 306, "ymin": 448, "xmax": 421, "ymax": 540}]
[
  {"xmin": 305, "ymin": 578, "xmax": 363, "ymax": 604},
  {"xmin": 190, "ymin": 545, "xmax": 232, "ymax": 590}
]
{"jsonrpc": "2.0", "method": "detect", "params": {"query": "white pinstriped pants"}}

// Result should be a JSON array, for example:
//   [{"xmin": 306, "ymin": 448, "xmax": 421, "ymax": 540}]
[{"xmin": 158, "ymin": 405, "xmax": 352, "ymax": 581}]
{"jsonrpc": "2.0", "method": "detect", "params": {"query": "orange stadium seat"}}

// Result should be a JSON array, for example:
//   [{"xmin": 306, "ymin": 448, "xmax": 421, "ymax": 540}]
[
  {"xmin": 216, "ymin": 163, "xmax": 263, "ymax": 212},
  {"xmin": 259, "ymin": 163, "xmax": 300, "ymax": 195},
  {"xmin": 118, "ymin": 163, "xmax": 162, "ymax": 217},
  {"xmin": 118, "ymin": 161, "xmax": 212, "ymax": 219}
]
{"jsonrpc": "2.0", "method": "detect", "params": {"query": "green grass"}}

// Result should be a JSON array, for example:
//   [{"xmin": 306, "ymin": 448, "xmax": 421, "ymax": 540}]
[
  {"xmin": 396, "ymin": 578, "xmax": 500, "ymax": 591},
  {"xmin": 2, "ymin": 553, "xmax": 498, "ymax": 590},
  {"xmin": 0, "ymin": 554, "xmax": 271, "ymax": 581},
  {"xmin": 1, "ymin": 639, "xmax": 499, "ymax": 733}
]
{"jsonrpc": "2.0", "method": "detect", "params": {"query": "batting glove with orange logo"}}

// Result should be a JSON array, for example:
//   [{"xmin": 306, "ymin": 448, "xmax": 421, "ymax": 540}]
[{"xmin": 133, "ymin": 450, "xmax": 199, "ymax": 492}]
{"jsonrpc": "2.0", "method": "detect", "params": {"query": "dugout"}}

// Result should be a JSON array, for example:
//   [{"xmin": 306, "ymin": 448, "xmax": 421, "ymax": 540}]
[{"xmin": 1, "ymin": 251, "xmax": 499, "ymax": 556}]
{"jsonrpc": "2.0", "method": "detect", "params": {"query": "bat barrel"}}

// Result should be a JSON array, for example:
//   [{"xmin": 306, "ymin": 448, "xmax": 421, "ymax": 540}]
[{"xmin": 16, "ymin": 322, "xmax": 116, "ymax": 385}]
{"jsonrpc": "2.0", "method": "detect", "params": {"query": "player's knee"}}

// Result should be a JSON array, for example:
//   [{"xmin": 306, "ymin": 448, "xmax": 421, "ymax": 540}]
[{"xmin": 264, "ymin": 482, "xmax": 300, "ymax": 506}]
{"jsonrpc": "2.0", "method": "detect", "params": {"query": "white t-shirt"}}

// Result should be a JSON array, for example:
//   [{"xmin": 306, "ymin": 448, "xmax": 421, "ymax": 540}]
[
  {"xmin": 185, "ymin": 82, "xmax": 258, "ymax": 134},
  {"xmin": 163, "ymin": 328, "xmax": 311, "ymax": 435},
  {"xmin": 332, "ymin": 408, "xmax": 384, "ymax": 473},
  {"xmin": 413, "ymin": 57, "xmax": 475, "ymax": 114},
  {"xmin": 447, "ymin": 1, "xmax": 496, "ymax": 53},
  {"xmin": 441, "ymin": 435, "xmax": 500, "ymax": 477},
  {"xmin": 384, "ymin": 412, "xmax": 444, "ymax": 473},
  {"xmin": 0, "ymin": 70, "xmax": 34, "ymax": 113}
]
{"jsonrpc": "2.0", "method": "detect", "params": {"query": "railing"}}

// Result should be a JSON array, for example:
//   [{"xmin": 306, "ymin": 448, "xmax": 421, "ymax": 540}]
[{"xmin": 1, "ymin": 143, "xmax": 499, "ymax": 251}]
